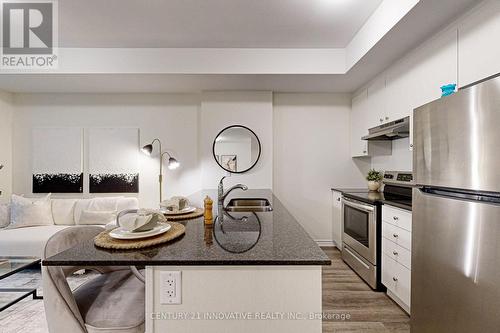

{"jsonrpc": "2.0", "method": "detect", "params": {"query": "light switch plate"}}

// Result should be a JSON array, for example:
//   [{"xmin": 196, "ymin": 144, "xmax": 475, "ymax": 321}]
[{"xmin": 160, "ymin": 271, "xmax": 182, "ymax": 304}]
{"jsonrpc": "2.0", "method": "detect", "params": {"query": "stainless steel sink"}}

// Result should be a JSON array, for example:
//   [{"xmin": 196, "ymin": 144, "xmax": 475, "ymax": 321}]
[{"xmin": 225, "ymin": 198, "xmax": 273, "ymax": 212}]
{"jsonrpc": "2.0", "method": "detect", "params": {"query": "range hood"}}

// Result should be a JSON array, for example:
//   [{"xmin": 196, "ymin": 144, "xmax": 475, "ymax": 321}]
[{"xmin": 362, "ymin": 116, "xmax": 410, "ymax": 141}]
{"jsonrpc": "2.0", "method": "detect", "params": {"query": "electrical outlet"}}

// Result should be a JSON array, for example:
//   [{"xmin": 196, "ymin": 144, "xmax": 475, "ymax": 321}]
[{"xmin": 160, "ymin": 271, "xmax": 182, "ymax": 304}]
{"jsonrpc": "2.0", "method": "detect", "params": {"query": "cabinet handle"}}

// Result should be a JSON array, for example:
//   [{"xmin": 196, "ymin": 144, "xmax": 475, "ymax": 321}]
[
  {"xmin": 379, "ymin": 118, "xmax": 384, "ymax": 122},
  {"xmin": 393, "ymin": 251, "xmax": 398, "ymax": 256},
  {"xmin": 363, "ymin": 150, "xmax": 367, "ymax": 154},
  {"xmin": 393, "ymin": 216, "xmax": 399, "ymax": 221},
  {"xmin": 385, "ymin": 116, "xmax": 389, "ymax": 121},
  {"xmin": 393, "ymin": 233, "xmax": 399, "ymax": 238},
  {"xmin": 337, "ymin": 198, "xmax": 341, "ymax": 202},
  {"xmin": 393, "ymin": 277, "xmax": 398, "ymax": 282}
]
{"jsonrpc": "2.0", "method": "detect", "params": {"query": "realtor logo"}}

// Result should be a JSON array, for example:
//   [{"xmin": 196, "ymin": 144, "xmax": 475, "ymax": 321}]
[{"xmin": 1, "ymin": 0, "xmax": 58, "ymax": 69}]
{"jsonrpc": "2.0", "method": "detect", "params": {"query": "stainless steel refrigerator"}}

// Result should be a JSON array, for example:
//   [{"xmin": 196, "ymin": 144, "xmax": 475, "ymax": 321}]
[{"xmin": 412, "ymin": 76, "xmax": 500, "ymax": 332}]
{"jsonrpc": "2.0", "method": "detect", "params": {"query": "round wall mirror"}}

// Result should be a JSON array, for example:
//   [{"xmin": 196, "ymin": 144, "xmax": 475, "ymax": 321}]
[{"xmin": 212, "ymin": 125, "xmax": 261, "ymax": 174}]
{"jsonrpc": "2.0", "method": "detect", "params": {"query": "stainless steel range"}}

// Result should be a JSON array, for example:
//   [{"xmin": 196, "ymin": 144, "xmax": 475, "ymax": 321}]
[{"xmin": 341, "ymin": 171, "xmax": 414, "ymax": 290}]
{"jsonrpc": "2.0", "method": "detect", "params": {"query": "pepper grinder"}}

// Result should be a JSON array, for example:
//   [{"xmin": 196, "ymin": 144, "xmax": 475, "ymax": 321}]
[{"xmin": 204, "ymin": 195, "xmax": 213, "ymax": 225}]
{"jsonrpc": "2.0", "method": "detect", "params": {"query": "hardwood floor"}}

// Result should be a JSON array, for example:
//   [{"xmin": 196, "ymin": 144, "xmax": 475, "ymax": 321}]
[{"xmin": 321, "ymin": 247, "xmax": 410, "ymax": 333}]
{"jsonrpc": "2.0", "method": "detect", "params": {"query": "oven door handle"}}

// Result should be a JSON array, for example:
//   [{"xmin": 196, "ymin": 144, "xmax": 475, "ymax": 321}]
[{"xmin": 342, "ymin": 198, "xmax": 374, "ymax": 212}]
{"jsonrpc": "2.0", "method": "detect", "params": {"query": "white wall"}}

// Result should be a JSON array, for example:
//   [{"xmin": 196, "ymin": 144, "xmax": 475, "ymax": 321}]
[
  {"xmin": 371, "ymin": 138, "xmax": 412, "ymax": 172},
  {"xmin": 11, "ymin": 93, "xmax": 200, "ymax": 208},
  {"xmin": 0, "ymin": 91, "xmax": 13, "ymax": 203},
  {"xmin": 10, "ymin": 91, "xmax": 274, "ymax": 207},
  {"xmin": 273, "ymin": 93, "xmax": 366, "ymax": 243},
  {"xmin": 200, "ymin": 91, "xmax": 273, "ymax": 190}
]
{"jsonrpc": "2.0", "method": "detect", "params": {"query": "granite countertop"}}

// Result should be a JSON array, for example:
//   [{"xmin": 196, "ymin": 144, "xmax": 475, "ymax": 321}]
[
  {"xmin": 332, "ymin": 187, "xmax": 412, "ymax": 211},
  {"xmin": 342, "ymin": 191, "xmax": 412, "ymax": 211},
  {"xmin": 43, "ymin": 190, "xmax": 331, "ymax": 266}
]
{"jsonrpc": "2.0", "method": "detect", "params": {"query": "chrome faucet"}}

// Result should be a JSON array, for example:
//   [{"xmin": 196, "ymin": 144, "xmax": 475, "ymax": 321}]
[{"xmin": 218, "ymin": 176, "xmax": 248, "ymax": 220}]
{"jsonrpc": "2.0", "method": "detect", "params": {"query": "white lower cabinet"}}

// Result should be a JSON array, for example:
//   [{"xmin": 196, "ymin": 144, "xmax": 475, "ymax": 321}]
[
  {"xmin": 382, "ymin": 253, "xmax": 411, "ymax": 313},
  {"xmin": 382, "ymin": 205, "xmax": 412, "ymax": 314},
  {"xmin": 332, "ymin": 190, "xmax": 342, "ymax": 249},
  {"xmin": 382, "ymin": 237, "xmax": 411, "ymax": 270}
]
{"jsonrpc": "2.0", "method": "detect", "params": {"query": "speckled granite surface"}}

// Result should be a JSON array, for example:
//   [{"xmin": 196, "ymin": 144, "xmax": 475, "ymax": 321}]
[{"xmin": 43, "ymin": 190, "xmax": 331, "ymax": 266}]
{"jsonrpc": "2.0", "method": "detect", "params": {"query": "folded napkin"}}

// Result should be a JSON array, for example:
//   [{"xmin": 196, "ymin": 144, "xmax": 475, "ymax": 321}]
[
  {"xmin": 160, "ymin": 196, "xmax": 190, "ymax": 212},
  {"xmin": 118, "ymin": 209, "xmax": 167, "ymax": 232}
]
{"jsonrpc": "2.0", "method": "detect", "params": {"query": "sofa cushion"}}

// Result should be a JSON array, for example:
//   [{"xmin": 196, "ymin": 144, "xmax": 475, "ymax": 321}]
[
  {"xmin": 0, "ymin": 203, "xmax": 10, "ymax": 228},
  {"xmin": 78, "ymin": 210, "xmax": 117, "ymax": 225},
  {"xmin": 0, "ymin": 225, "xmax": 70, "ymax": 257},
  {"xmin": 74, "ymin": 269, "xmax": 145, "ymax": 333},
  {"xmin": 8, "ymin": 194, "xmax": 54, "ymax": 229},
  {"xmin": 87, "ymin": 197, "xmax": 121, "ymax": 211},
  {"xmin": 74, "ymin": 197, "xmax": 125, "ymax": 224},
  {"xmin": 52, "ymin": 199, "xmax": 78, "ymax": 225},
  {"xmin": 73, "ymin": 199, "xmax": 91, "ymax": 224},
  {"xmin": 117, "ymin": 197, "xmax": 139, "ymax": 213}
]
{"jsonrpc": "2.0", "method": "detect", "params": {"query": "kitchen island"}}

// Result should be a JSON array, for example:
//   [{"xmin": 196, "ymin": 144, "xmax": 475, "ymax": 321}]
[{"xmin": 43, "ymin": 190, "xmax": 330, "ymax": 333}]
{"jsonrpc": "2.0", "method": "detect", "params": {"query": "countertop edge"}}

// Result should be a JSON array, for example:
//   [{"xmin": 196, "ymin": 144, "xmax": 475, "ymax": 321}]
[
  {"xmin": 42, "ymin": 259, "xmax": 332, "ymax": 267},
  {"xmin": 331, "ymin": 187, "xmax": 367, "ymax": 193}
]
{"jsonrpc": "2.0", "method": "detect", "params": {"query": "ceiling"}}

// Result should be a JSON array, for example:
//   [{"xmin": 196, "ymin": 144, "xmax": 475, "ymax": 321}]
[
  {"xmin": 59, "ymin": 0, "xmax": 383, "ymax": 48},
  {"xmin": 0, "ymin": 0, "xmax": 480, "ymax": 93}
]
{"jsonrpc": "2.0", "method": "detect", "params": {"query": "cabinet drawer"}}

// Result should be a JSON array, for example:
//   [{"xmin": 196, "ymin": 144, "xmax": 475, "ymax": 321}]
[
  {"xmin": 382, "ymin": 221, "xmax": 411, "ymax": 251},
  {"xmin": 383, "ymin": 205, "xmax": 412, "ymax": 232},
  {"xmin": 382, "ymin": 254, "xmax": 411, "ymax": 307},
  {"xmin": 382, "ymin": 237, "xmax": 411, "ymax": 269}
]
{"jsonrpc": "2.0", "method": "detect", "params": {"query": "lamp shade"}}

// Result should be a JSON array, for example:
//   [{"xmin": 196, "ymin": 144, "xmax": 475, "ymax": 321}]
[
  {"xmin": 167, "ymin": 157, "xmax": 180, "ymax": 170},
  {"xmin": 141, "ymin": 144, "xmax": 153, "ymax": 155}
]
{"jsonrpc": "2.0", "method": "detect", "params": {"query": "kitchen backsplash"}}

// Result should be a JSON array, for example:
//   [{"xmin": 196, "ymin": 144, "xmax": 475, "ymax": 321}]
[{"xmin": 371, "ymin": 137, "xmax": 412, "ymax": 172}]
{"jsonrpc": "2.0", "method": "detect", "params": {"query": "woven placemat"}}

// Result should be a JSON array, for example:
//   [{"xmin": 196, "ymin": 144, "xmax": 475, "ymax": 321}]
[
  {"xmin": 164, "ymin": 207, "xmax": 204, "ymax": 221},
  {"xmin": 94, "ymin": 222, "xmax": 185, "ymax": 250}
]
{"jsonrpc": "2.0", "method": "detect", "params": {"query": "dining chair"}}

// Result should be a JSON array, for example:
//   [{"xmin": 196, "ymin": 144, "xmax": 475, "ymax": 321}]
[{"xmin": 42, "ymin": 226, "xmax": 145, "ymax": 333}]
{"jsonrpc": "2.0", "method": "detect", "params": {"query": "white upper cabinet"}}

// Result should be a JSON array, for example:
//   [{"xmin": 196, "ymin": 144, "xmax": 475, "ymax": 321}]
[
  {"xmin": 350, "ymin": 89, "xmax": 369, "ymax": 157},
  {"xmin": 367, "ymin": 75, "xmax": 388, "ymax": 128},
  {"xmin": 385, "ymin": 27, "xmax": 457, "ymax": 150},
  {"xmin": 350, "ymin": 88, "xmax": 392, "ymax": 158},
  {"xmin": 350, "ymin": 0, "xmax": 500, "ymax": 156},
  {"xmin": 459, "ymin": 1, "xmax": 500, "ymax": 87}
]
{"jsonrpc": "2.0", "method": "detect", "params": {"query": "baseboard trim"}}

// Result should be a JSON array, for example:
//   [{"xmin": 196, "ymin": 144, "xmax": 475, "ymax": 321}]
[{"xmin": 315, "ymin": 240, "xmax": 335, "ymax": 247}]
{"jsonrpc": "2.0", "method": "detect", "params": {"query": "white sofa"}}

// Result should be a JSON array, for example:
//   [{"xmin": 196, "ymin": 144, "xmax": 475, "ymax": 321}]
[{"xmin": 0, "ymin": 197, "xmax": 139, "ymax": 257}]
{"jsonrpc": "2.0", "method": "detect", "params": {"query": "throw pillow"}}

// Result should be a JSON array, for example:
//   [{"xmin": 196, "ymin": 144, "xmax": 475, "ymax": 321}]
[
  {"xmin": 78, "ymin": 210, "xmax": 117, "ymax": 225},
  {"xmin": 8, "ymin": 194, "xmax": 54, "ymax": 229},
  {"xmin": 0, "ymin": 203, "xmax": 10, "ymax": 228}
]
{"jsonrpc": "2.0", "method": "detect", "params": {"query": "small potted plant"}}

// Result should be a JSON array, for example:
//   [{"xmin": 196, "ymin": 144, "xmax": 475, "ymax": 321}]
[{"xmin": 366, "ymin": 169, "xmax": 383, "ymax": 192}]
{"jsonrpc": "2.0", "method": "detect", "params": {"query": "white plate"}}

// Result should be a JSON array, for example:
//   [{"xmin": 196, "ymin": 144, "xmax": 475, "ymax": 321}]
[
  {"xmin": 161, "ymin": 206, "xmax": 196, "ymax": 216},
  {"xmin": 109, "ymin": 223, "xmax": 172, "ymax": 240}
]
